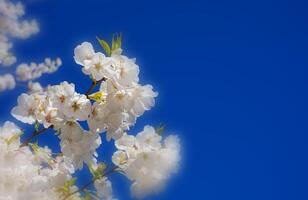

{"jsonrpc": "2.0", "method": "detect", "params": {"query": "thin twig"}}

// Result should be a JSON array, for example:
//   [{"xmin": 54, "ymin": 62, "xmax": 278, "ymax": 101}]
[
  {"xmin": 85, "ymin": 78, "xmax": 106, "ymax": 97},
  {"xmin": 20, "ymin": 125, "xmax": 53, "ymax": 147}
]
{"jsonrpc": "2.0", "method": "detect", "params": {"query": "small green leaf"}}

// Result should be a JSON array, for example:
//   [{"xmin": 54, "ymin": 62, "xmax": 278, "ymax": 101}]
[
  {"xmin": 82, "ymin": 192, "xmax": 91, "ymax": 200},
  {"xmin": 65, "ymin": 178, "xmax": 76, "ymax": 188},
  {"xmin": 5, "ymin": 131, "xmax": 24, "ymax": 145},
  {"xmin": 83, "ymin": 190, "xmax": 99, "ymax": 200},
  {"xmin": 111, "ymin": 36, "xmax": 115, "ymax": 51},
  {"xmin": 97, "ymin": 163, "xmax": 107, "ymax": 173},
  {"xmin": 111, "ymin": 33, "xmax": 122, "ymax": 52},
  {"xmin": 155, "ymin": 123, "xmax": 166, "ymax": 136},
  {"xmin": 34, "ymin": 121, "xmax": 40, "ymax": 132},
  {"xmin": 57, "ymin": 178, "xmax": 77, "ymax": 196},
  {"xmin": 96, "ymin": 37, "xmax": 111, "ymax": 56},
  {"xmin": 29, "ymin": 142, "xmax": 40, "ymax": 153},
  {"xmin": 88, "ymin": 91, "xmax": 107, "ymax": 103},
  {"xmin": 89, "ymin": 163, "xmax": 107, "ymax": 179}
]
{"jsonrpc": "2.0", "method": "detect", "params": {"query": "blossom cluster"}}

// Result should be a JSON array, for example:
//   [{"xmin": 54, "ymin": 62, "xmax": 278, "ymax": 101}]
[
  {"xmin": 0, "ymin": 0, "xmax": 62, "ymax": 93},
  {"xmin": 28, "ymin": 81, "xmax": 43, "ymax": 93},
  {"xmin": 16, "ymin": 57, "xmax": 62, "ymax": 81},
  {"xmin": 75, "ymin": 41, "xmax": 158, "ymax": 140},
  {"xmin": 113, "ymin": 126, "xmax": 180, "ymax": 197},
  {"xmin": 5, "ymin": 37, "xmax": 181, "ymax": 199},
  {"xmin": 0, "ymin": 73, "xmax": 15, "ymax": 92},
  {"xmin": 0, "ymin": 121, "xmax": 81, "ymax": 200},
  {"xmin": 0, "ymin": 1, "xmax": 180, "ymax": 199},
  {"xmin": 0, "ymin": 0, "xmax": 39, "ymax": 67},
  {"xmin": 11, "ymin": 81, "xmax": 100, "ymax": 171}
]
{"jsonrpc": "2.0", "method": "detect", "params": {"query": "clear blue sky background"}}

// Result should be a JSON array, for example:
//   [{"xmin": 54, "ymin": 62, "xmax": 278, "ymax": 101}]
[{"xmin": 0, "ymin": 0, "xmax": 308, "ymax": 199}]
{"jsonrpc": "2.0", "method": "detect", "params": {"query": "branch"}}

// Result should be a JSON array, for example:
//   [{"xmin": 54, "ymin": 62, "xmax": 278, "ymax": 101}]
[
  {"xmin": 20, "ymin": 125, "xmax": 53, "ymax": 147},
  {"xmin": 62, "ymin": 166, "xmax": 119, "ymax": 200},
  {"xmin": 85, "ymin": 77, "xmax": 106, "ymax": 97}
]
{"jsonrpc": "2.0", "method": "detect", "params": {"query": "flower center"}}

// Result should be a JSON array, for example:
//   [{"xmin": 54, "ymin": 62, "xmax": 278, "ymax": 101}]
[{"xmin": 72, "ymin": 102, "xmax": 80, "ymax": 112}]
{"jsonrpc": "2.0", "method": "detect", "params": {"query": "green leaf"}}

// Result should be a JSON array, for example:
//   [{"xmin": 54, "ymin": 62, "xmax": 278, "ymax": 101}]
[
  {"xmin": 65, "ymin": 178, "xmax": 76, "ymax": 188},
  {"xmin": 57, "ymin": 178, "xmax": 77, "ymax": 196},
  {"xmin": 29, "ymin": 142, "xmax": 40, "ymax": 153},
  {"xmin": 97, "ymin": 163, "xmax": 107, "ymax": 173},
  {"xmin": 34, "ymin": 121, "xmax": 40, "ymax": 132},
  {"xmin": 83, "ymin": 190, "xmax": 100, "ymax": 200},
  {"xmin": 82, "ymin": 192, "xmax": 91, "ymax": 200},
  {"xmin": 111, "ymin": 33, "xmax": 122, "ymax": 52},
  {"xmin": 155, "ymin": 123, "xmax": 166, "ymax": 136},
  {"xmin": 111, "ymin": 36, "xmax": 115, "ymax": 51},
  {"xmin": 5, "ymin": 131, "xmax": 24, "ymax": 145},
  {"xmin": 96, "ymin": 37, "xmax": 111, "ymax": 56},
  {"xmin": 89, "ymin": 163, "xmax": 107, "ymax": 179},
  {"xmin": 88, "ymin": 91, "xmax": 107, "ymax": 103}
]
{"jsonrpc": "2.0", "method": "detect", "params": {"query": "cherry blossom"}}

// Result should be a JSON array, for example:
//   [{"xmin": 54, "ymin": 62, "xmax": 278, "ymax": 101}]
[{"xmin": 5, "ymin": 36, "xmax": 180, "ymax": 200}]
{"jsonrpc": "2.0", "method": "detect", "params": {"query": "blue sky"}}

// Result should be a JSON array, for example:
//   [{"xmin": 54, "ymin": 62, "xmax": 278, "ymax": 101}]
[{"xmin": 1, "ymin": 0, "xmax": 308, "ymax": 199}]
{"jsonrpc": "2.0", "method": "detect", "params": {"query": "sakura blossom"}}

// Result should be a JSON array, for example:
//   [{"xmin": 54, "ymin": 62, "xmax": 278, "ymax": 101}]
[
  {"xmin": 0, "ymin": 73, "xmax": 15, "ymax": 92},
  {"xmin": 4, "ymin": 35, "xmax": 180, "ymax": 200},
  {"xmin": 0, "ymin": 0, "xmax": 39, "ymax": 67},
  {"xmin": 0, "ymin": 122, "xmax": 81, "ymax": 200},
  {"xmin": 112, "ymin": 126, "xmax": 180, "ymax": 198},
  {"xmin": 16, "ymin": 57, "xmax": 62, "ymax": 81},
  {"xmin": 0, "ymin": 0, "xmax": 62, "ymax": 93}
]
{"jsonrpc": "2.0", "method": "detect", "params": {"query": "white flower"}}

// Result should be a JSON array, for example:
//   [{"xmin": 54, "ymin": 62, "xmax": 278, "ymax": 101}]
[
  {"xmin": 60, "ymin": 131, "xmax": 102, "ymax": 170},
  {"xmin": 63, "ymin": 93, "xmax": 91, "ymax": 121},
  {"xmin": 36, "ymin": 105, "xmax": 60, "ymax": 128},
  {"xmin": 0, "ymin": 73, "xmax": 15, "ymax": 92},
  {"xmin": 107, "ymin": 89, "xmax": 134, "ymax": 111},
  {"xmin": 12, "ymin": 81, "xmax": 93, "ymax": 127},
  {"xmin": 47, "ymin": 81, "xmax": 75, "ymax": 110},
  {"xmin": 57, "ymin": 121, "xmax": 83, "ymax": 142},
  {"xmin": 160, "ymin": 135, "xmax": 181, "ymax": 173},
  {"xmin": 164, "ymin": 135, "xmax": 180, "ymax": 150},
  {"xmin": 94, "ymin": 177, "xmax": 116, "ymax": 200},
  {"xmin": 112, "ymin": 150, "xmax": 128, "ymax": 167},
  {"xmin": 88, "ymin": 102, "xmax": 133, "ymax": 141},
  {"xmin": 82, "ymin": 52, "xmax": 115, "ymax": 81},
  {"xmin": 74, "ymin": 42, "xmax": 95, "ymax": 66},
  {"xmin": 130, "ymin": 84, "xmax": 158, "ymax": 117},
  {"xmin": 88, "ymin": 102, "xmax": 109, "ymax": 134},
  {"xmin": 74, "ymin": 41, "xmax": 140, "ymax": 86},
  {"xmin": 110, "ymin": 54, "xmax": 139, "ymax": 87},
  {"xmin": 28, "ymin": 81, "xmax": 43, "ymax": 94},
  {"xmin": 112, "ymin": 125, "xmax": 180, "ymax": 198},
  {"xmin": 115, "ymin": 133, "xmax": 136, "ymax": 150},
  {"xmin": 11, "ymin": 93, "xmax": 38, "ymax": 124},
  {"xmin": 136, "ymin": 125, "xmax": 162, "ymax": 150},
  {"xmin": 32, "ymin": 146, "xmax": 52, "ymax": 165},
  {"xmin": 88, "ymin": 77, "xmax": 157, "ymax": 142},
  {"xmin": 0, "ymin": 121, "xmax": 22, "ymax": 150},
  {"xmin": 105, "ymin": 112, "xmax": 132, "ymax": 140}
]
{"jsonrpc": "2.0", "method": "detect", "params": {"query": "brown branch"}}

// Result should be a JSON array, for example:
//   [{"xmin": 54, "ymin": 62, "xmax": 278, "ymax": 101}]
[
  {"xmin": 85, "ymin": 77, "xmax": 106, "ymax": 97},
  {"xmin": 20, "ymin": 125, "xmax": 53, "ymax": 147}
]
